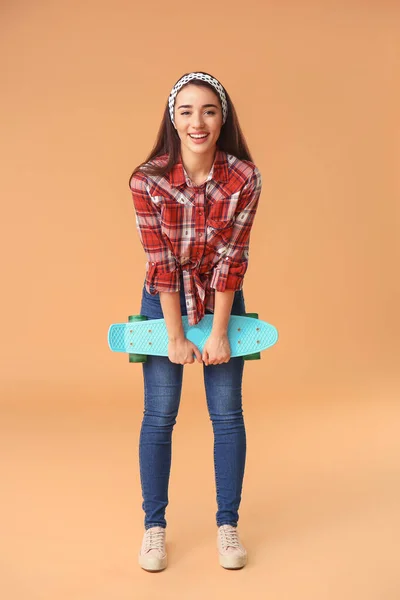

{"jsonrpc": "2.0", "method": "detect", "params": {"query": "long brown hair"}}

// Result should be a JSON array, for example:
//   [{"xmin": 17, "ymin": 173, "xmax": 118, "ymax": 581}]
[{"xmin": 128, "ymin": 71, "xmax": 255, "ymax": 184}]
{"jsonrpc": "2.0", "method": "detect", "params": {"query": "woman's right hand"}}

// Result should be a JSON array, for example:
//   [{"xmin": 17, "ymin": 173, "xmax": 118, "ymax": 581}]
[{"xmin": 168, "ymin": 337, "xmax": 202, "ymax": 365}]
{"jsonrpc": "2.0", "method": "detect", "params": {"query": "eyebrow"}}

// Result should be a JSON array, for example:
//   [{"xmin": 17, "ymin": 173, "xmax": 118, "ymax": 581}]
[{"xmin": 177, "ymin": 103, "xmax": 219, "ymax": 110}]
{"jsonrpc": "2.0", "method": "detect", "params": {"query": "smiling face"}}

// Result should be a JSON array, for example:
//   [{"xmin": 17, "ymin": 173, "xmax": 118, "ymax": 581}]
[{"xmin": 173, "ymin": 84, "xmax": 223, "ymax": 156}]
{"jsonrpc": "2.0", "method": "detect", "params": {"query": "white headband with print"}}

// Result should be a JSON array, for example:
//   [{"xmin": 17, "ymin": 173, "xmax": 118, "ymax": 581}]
[{"xmin": 168, "ymin": 73, "xmax": 228, "ymax": 127}]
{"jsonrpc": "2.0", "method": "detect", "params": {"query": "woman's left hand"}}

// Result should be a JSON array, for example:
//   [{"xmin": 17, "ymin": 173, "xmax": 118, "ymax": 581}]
[{"xmin": 202, "ymin": 332, "xmax": 231, "ymax": 365}]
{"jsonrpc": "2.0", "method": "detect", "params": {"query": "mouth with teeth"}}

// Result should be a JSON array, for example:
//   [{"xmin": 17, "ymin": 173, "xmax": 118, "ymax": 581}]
[{"xmin": 189, "ymin": 133, "xmax": 210, "ymax": 144}]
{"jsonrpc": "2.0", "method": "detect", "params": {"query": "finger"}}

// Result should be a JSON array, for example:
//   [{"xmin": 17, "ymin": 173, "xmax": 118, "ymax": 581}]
[{"xmin": 202, "ymin": 349, "xmax": 208, "ymax": 366}]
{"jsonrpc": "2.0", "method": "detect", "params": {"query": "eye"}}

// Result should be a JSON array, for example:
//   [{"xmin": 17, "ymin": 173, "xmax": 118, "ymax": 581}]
[{"xmin": 179, "ymin": 110, "xmax": 217, "ymax": 116}]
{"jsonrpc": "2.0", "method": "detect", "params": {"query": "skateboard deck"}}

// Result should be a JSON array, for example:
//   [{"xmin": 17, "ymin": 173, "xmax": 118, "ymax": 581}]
[{"xmin": 108, "ymin": 314, "xmax": 278, "ymax": 359}]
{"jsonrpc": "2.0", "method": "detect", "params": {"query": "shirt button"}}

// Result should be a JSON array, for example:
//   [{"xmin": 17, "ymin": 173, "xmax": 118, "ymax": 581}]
[
  {"xmin": 198, "ymin": 211, "xmax": 203, "ymax": 216},
  {"xmin": 199, "ymin": 232, "xmax": 203, "ymax": 237}
]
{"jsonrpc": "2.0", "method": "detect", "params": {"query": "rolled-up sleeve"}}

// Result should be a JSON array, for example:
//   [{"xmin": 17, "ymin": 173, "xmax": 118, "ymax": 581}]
[
  {"xmin": 210, "ymin": 166, "xmax": 262, "ymax": 292},
  {"xmin": 130, "ymin": 172, "xmax": 180, "ymax": 294}
]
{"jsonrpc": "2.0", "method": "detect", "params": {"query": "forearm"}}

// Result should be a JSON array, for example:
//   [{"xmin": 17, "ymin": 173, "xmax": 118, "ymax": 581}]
[
  {"xmin": 212, "ymin": 289, "xmax": 235, "ymax": 335},
  {"xmin": 159, "ymin": 291, "xmax": 185, "ymax": 341}
]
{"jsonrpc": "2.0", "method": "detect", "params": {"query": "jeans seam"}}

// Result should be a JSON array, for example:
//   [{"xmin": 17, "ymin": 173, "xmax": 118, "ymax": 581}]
[{"xmin": 214, "ymin": 435, "xmax": 220, "ymax": 525}]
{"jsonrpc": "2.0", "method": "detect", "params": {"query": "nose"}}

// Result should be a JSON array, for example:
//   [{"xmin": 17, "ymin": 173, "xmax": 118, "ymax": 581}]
[{"xmin": 191, "ymin": 111, "xmax": 205, "ymax": 127}]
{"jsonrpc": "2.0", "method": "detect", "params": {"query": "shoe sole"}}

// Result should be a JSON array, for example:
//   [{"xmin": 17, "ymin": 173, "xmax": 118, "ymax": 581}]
[
  {"xmin": 138, "ymin": 553, "xmax": 167, "ymax": 572},
  {"xmin": 219, "ymin": 552, "xmax": 247, "ymax": 569}
]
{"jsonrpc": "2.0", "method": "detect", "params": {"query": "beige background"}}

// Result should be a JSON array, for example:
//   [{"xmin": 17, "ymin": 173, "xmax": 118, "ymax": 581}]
[{"xmin": 1, "ymin": 1, "xmax": 399, "ymax": 598}]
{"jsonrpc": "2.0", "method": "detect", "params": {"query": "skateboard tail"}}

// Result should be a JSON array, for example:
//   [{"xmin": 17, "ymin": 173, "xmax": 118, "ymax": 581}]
[{"xmin": 108, "ymin": 324, "xmax": 127, "ymax": 352}]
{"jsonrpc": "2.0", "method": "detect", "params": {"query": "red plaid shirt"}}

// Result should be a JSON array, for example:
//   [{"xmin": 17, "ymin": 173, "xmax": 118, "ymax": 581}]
[{"xmin": 129, "ymin": 148, "xmax": 262, "ymax": 326}]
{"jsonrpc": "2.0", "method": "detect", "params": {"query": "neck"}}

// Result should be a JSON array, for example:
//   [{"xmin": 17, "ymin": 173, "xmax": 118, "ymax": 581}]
[{"xmin": 180, "ymin": 145, "xmax": 217, "ymax": 183}]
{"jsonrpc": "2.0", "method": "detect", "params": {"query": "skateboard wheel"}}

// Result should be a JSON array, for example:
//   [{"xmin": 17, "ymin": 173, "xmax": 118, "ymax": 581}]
[
  {"xmin": 128, "ymin": 315, "xmax": 148, "ymax": 322},
  {"xmin": 129, "ymin": 353, "xmax": 147, "ymax": 363},
  {"xmin": 245, "ymin": 312, "xmax": 259, "ymax": 319},
  {"xmin": 243, "ymin": 352, "xmax": 261, "ymax": 361},
  {"xmin": 128, "ymin": 315, "xmax": 148, "ymax": 362}
]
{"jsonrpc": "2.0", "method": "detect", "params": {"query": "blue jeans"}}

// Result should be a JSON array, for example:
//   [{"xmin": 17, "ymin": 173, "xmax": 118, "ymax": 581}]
[{"xmin": 138, "ymin": 273, "xmax": 247, "ymax": 530}]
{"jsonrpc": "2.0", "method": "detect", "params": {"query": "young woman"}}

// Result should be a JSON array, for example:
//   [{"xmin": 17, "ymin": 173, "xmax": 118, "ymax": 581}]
[{"xmin": 129, "ymin": 71, "xmax": 262, "ymax": 571}]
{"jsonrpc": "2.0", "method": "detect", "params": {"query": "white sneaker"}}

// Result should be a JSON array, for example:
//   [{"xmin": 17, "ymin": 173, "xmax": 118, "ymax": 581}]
[
  {"xmin": 138, "ymin": 526, "xmax": 167, "ymax": 571},
  {"xmin": 217, "ymin": 524, "xmax": 247, "ymax": 569}
]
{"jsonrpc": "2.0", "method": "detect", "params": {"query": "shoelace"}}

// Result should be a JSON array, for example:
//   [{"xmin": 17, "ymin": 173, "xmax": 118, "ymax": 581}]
[
  {"xmin": 219, "ymin": 526, "xmax": 241, "ymax": 549},
  {"xmin": 144, "ymin": 529, "xmax": 165, "ymax": 552}
]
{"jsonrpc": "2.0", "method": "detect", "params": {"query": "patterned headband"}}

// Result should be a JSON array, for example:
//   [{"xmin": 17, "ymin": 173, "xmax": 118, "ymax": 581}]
[{"xmin": 168, "ymin": 72, "xmax": 228, "ymax": 127}]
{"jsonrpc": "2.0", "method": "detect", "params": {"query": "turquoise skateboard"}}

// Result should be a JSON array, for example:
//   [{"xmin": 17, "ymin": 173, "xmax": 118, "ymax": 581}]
[{"xmin": 108, "ymin": 313, "xmax": 278, "ymax": 363}]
